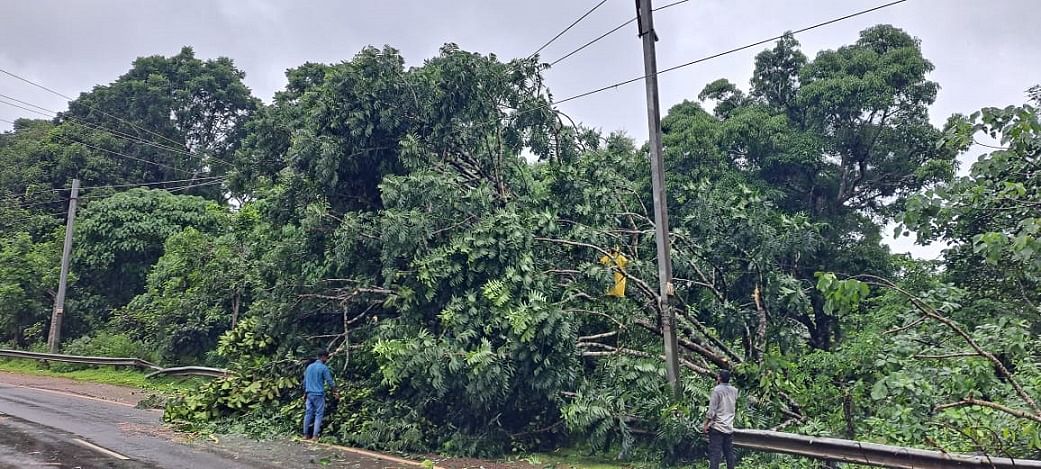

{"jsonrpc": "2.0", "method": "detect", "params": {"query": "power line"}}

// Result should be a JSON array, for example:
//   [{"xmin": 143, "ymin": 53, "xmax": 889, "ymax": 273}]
[
  {"xmin": 528, "ymin": 0, "xmax": 610, "ymax": 59},
  {"xmin": 0, "ymin": 93, "xmax": 235, "ymax": 168},
  {"xmin": 64, "ymin": 137, "xmax": 194, "ymax": 175},
  {"xmin": 548, "ymin": 0, "xmax": 692, "ymax": 66},
  {"xmin": 0, "ymin": 67, "xmax": 190, "ymax": 152},
  {"xmin": 0, "ymin": 97, "xmax": 53, "ymax": 119},
  {"xmin": 550, "ymin": 19, "xmax": 636, "ymax": 67},
  {"xmin": 0, "ymin": 115, "xmax": 195, "ymax": 175},
  {"xmin": 163, "ymin": 178, "xmax": 225, "ymax": 193},
  {"xmin": 70, "ymin": 176, "xmax": 225, "ymax": 192},
  {"xmin": 77, "ymin": 177, "xmax": 226, "ymax": 200},
  {"xmin": 446, "ymin": 0, "xmax": 909, "ymax": 147},
  {"xmin": 1, "ymin": 197, "xmax": 68, "ymax": 210},
  {"xmin": 0, "ymin": 93, "xmax": 189, "ymax": 156},
  {"xmin": 1, "ymin": 176, "xmax": 227, "ymax": 206},
  {"xmin": 553, "ymin": 0, "xmax": 911, "ymax": 105},
  {"xmin": 75, "ymin": 176, "xmax": 225, "ymax": 192},
  {"xmin": 0, "ymin": 93, "xmax": 55, "ymax": 115}
]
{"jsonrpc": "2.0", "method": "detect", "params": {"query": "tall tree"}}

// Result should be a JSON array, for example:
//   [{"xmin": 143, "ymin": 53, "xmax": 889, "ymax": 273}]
[
  {"xmin": 61, "ymin": 47, "xmax": 258, "ymax": 184},
  {"xmin": 663, "ymin": 26, "xmax": 958, "ymax": 349}
]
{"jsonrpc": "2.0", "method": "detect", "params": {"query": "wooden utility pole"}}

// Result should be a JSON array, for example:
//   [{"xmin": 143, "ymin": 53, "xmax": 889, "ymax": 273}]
[
  {"xmin": 47, "ymin": 178, "xmax": 79, "ymax": 353},
  {"xmin": 636, "ymin": 0, "xmax": 682, "ymax": 396}
]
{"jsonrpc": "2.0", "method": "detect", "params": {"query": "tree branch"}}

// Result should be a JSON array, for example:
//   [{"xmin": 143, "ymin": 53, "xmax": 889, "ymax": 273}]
[
  {"xmin": 936, "ymin": 399, "xmax": 1041, "ymax": 424},
  {"xmin": 859, "ymin": 274, "xmax": 1041, "ymax": 416}
]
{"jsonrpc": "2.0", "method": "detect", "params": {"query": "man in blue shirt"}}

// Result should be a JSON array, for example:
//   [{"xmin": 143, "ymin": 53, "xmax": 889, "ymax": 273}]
[{"xmin": 302, "ymin": 350, "xmax": 337, "ymax": 440}]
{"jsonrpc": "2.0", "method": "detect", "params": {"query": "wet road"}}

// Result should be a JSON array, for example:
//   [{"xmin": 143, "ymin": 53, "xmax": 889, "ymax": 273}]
[{"xmin": 0, "ymin": 382, "xmax": 402, "ymax": 468}]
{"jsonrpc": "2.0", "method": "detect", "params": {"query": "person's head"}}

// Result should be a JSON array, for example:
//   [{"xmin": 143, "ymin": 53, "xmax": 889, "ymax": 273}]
[
  {"xmin": 317, "ymin": 350, "xmax": 330, "ymax": 363},
  {"xmin": 717, "ymin": 369, "xmax": 731, "ymax": 385}
]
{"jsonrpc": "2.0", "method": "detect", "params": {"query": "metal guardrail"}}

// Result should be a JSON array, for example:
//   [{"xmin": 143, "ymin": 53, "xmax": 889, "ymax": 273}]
[
  {"xmin": 0, "ymin": 349, "xmax": 160, "ymax": 370},
  {"xmin": 0, "ymin": 349, "xmax": 228, "ymax": 379},
  {"xmin": 734, "ymin": 429, "xmax": 1041, "ymax": 468},
  {"xmin": 145, "ymin": 366, "xmax": 228, "ymax": 379}
]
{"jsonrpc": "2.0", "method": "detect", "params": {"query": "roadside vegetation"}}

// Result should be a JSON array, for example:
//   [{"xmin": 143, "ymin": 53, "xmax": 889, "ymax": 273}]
[
  {"xmin": 2, "ymin": 26, "xmax": 1040, "ymax": 467},
  {"xmin": 0, "ymin": 358, "xmax": 199, "ymax": 393}
]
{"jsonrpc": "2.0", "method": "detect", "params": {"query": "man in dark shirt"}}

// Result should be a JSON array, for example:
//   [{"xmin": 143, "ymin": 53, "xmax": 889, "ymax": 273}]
[
  {"xmin": 302, "ymin": 350, "xmax": 337, "ymax": 440},
  {"xmin": 703, "ymin": 369, "xmax": 738, "ymax": 469}
]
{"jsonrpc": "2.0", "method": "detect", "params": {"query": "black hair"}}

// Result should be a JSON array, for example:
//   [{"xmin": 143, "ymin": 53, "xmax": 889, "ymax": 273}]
[
  {"xmin": 718, "ymin": 369, "xmax": 731, "ymax": 384},
  {"xmin": 317, "ymin": 350, "xmax": 330, "ymax": 359}
]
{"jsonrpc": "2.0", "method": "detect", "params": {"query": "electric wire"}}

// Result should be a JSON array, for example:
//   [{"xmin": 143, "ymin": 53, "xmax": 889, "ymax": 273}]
[
  {"xmin": 444, "ymin": 0, "xmax": 911, "ymax": 140},
  {"xmin": 77, "ymin": 178, "xmax": 226, "ymax": 201},
  {"xmin": 548, "ymin": 0, "xmax": 692, "ymax": 66},
  {"xmin": 552, "ymin": 0, "xmax": 911, "ymax": 105},
  {"xmin": 0, "ymin": 67, "xmax": 193, "ymax": 152},
  {"xmin": 2, "ymin": 0, "xmax": 912, "ymax": 199},
  {"xmin": 62, "ymin": 137, "xmax": 194, "ymax": 175},
  {"xmin": 74, "ymin": 176, "xmax": 225, "ymax": 192},
  {"xmin": 0, "ymin": 93, "xmax": 234, "ymax": 168},
  {"xmin": 529, "ymin": 0, "xmax": 610, "ymax": 59}
]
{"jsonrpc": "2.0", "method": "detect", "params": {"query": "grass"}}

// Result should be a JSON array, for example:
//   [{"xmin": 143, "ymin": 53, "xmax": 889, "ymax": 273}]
[{"xmin": 0, "ymin": 357, "xmax": 202, "ymax": 393}]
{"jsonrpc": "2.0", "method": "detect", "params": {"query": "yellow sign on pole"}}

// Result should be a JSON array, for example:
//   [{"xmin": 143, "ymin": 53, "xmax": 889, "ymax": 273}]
[{"xmin": 599, "ymin": 250, "xmax": 629, "ymax": 298}]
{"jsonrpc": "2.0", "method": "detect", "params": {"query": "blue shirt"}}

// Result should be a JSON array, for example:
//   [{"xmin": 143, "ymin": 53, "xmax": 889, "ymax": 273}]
[{"xmin": 303, "ymin": 361, "xmax": 335, "ymax": 395}]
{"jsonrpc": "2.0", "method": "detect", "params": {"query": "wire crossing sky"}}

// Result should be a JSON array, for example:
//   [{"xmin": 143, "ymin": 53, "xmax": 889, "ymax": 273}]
[{"xmin": 1, "ymin": 0, "xmax": 1039, "ymax": 257}]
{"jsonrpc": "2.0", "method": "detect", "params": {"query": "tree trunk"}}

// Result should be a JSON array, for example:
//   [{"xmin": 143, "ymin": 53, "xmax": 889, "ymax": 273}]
[
  {"xmin": 753, "ymin": 286, "xmax": 768, "ymax": 363},
  {"xmin": 809, "ymin": 294, "xmax": 833, "ymax": 350},
  {"xmin": 231, "ymin": 290, "xmax": 241, "ymax": 329}
]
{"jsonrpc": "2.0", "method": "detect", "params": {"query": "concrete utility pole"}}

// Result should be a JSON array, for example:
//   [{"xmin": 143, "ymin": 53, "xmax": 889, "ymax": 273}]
[
  {"xmin": 47, "ymin": 178, "xmax": 79, "ymax": 353},
  {"xmin": 636, "ymin": 0, "xmax": 682, "ymax": 397}
]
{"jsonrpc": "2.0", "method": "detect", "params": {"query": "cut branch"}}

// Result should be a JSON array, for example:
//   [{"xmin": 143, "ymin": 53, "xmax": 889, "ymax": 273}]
[
  {"xmin": 914, "ymin": 352, "xmax": 981, "ymax": 360},
  {"xmin": 936, "ymin": 399, "xmax": 1041, "ymax": 424}
]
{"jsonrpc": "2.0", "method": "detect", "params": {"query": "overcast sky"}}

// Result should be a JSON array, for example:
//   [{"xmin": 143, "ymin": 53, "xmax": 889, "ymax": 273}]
[{"xmin": 2, "ymin": 0, "xmax": 1039, "ymax": 257}]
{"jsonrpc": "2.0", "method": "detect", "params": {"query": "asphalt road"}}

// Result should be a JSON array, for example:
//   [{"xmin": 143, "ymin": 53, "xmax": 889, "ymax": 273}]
[{"xmin": 0, "ymin": 382, "xmax": 403, "ymax": 468}]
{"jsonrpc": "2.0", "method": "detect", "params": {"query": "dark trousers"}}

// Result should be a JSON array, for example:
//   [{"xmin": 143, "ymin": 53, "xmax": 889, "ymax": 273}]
[{"xmin": 708, "ymin": 428, "xmax": 736, "ymax": 469}]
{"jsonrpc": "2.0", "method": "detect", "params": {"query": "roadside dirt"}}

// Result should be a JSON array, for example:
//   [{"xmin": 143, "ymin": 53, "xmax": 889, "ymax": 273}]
[{"xmin": 0, "ymin": 370, "xmax": 158, "ymax": 408}]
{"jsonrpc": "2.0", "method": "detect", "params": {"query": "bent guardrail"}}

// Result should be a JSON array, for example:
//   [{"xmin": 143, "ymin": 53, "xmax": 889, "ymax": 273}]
[
  {"xmin": 0, "ymin": 349, "xmax": 228, "ymax": 379},
  {"xmin": 145, "ymin": 366, "xmax": 228, "ymax": 379},
  {"xmin": 734, "ymin": 429, "xmax": 1041, "ymax": 468}
]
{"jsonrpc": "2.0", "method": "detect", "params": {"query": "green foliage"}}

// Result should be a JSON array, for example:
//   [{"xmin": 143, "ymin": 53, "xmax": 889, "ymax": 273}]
[
  {"xmin": 61, "ymin": 46, "xmax": 257, "ymax": 186},
  {"xmin": 903, "ymin": 99, "xmax": 1041, "ymax": 298},
  {"xmin": 814, "ymin": 273, "xmax": 869, "ymax": 315},
  {"xmin": 51, "ymin": 331, "xmax": 159, "ymax": 372},
  {"xmin": 166, "ymin": 318, "xmax": 297, "ymax": 422},
  {"xmin": 7, "ymin": 26, "xmax": 1040, "ymax": 466},
  {"xmin": 62, "ymin": 331, "xmax": 157, "ymax": 360},
  {"xmin": 120, "ymin": 224, "xmax": 251, "ymax": 363},
  {"xmin": 73, "ymin": 188, "xmax": 227, "ymax": 313},
  {"xmin": 0, "ymin": 231, "xmax": 62, "ymax": 346}
]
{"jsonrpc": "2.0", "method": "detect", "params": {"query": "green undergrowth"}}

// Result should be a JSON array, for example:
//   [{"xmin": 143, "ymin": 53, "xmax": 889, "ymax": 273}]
[{"xmin": 0, "ymin": 358, "xmax": 202, "ymax": 393}]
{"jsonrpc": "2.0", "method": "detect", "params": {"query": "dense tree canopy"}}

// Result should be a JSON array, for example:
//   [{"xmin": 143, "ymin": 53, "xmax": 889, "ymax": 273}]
[
  {"xmin": 1, "ymin": 25, "xmax": 1039, "ymax": 467},
  {"xmin": 72, "ymin": 188, "xmax": 227, "ymax": 316}
]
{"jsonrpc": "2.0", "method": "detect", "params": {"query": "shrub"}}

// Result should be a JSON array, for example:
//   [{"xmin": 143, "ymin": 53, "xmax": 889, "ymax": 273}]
[{"xmin": 52, "ymin": 331, "xmax": 159, "ymax": 371}]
